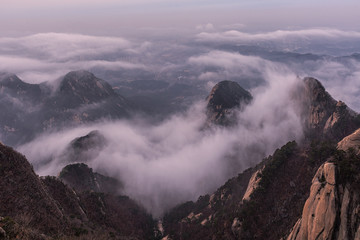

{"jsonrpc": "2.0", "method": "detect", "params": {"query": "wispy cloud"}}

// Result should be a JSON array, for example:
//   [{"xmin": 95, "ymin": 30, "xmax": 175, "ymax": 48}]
[
  {"xmin": 0, "ymin": 33, "xmax": 151, "ymax": 83},
  {"xmin": 196, "ymin": 28, "xmax": 360, "ymax": 43}
]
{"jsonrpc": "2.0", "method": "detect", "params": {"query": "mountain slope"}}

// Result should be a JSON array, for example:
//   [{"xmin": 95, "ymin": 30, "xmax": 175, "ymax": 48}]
[
  {"xmin": 0, "ymin": 142, "xmax": 156, "ymax": 239},
  {"xmin": 161, "ymin": 77, "xmax": 360, "ymax": 240}
]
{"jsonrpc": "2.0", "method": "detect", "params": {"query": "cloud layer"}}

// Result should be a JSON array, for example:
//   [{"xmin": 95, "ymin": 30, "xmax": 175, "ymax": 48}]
[
  {"xmin": 2, "ymin": 27, "xmax": 359, "ymax": 217},
  {"xmin": 18, "ymin": 64, "xmax": 304, "ymax": 217},
  {"xmin": 197, "ymin": 28, "xmax": 360, "ymax": 42},
  {"xmin": 0, "ymin": 33, "xmax": 149, "ymax": 83}
]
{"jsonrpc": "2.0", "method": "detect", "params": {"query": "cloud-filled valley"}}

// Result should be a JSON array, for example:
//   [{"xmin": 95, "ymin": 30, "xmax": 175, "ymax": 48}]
[
  {"xmin": 1, "ymin": 27, "xmax": 360, "ymax": 217},
  {"xmin": 18, "ymin": 68, "xmax": 304, "ymax": 216}
]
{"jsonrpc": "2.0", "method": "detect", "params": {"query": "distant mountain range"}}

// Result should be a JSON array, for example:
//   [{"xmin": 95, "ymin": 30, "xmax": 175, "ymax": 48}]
[
  {"xmin": 0, "ymin": 71, "xmax": 360, "ymax": 239},
  {"xmin": 0, "ymin": 71, "xmax": 131, "ymax": 146},
  {"xmin": 0, "ymin": 70, "xmax": 209, "ymax": 147}
]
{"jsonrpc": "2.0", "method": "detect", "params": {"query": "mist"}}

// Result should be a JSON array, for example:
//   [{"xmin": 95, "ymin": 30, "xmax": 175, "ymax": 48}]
[{"xmin": 17, "ymin": 63, "xmax": 304, "ymax": 217}]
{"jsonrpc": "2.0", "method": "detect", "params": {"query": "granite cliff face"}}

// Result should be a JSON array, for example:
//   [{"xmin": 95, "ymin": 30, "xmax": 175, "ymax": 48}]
[
  {"xmin": 206, "ymin": 80, "xmax": 252, "ymax": 125},
  {"xmin": 287, "ymin": 130, "xmax": 360, "ymax": 240},
  {"xmin": 287, "ymin": 163, "xmax": 338, "ymax": 240}
]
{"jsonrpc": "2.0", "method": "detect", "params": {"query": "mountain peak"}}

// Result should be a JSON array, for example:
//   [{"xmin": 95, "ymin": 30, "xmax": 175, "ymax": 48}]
[
  {"xmin": 206, "ymin": 80, "xmax": 252, "ymax": 125},
  {"xmin": 0, "ymin": 73, "xmax": 24, "ymax": 85},
  {"xmin": 60, "ymin": 70, "xmax": 115, "ymax": 99},
  {"xmin": 56, "ymin": 70, "xmax": 118, "ymax": 108},
  {"xmin": 299, "ymin": 77, "xmax": 359, "ymax": 140}
]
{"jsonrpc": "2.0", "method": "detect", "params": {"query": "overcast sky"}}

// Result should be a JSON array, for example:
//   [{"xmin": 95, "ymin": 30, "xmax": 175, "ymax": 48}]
[{"xmin": 1, "ymin": 0, "xmax": 359, "ymax": 36}]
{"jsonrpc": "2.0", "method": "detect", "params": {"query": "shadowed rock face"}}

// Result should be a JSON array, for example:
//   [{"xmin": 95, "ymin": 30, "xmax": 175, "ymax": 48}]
[
  {"xmin": 206, "ymin": 80, "xmax": 252, "ymax": 125},
  {"xmin": 0, "ymin": 71, "xmax": 132, "ymax": 146},
  {"xmin": 0, "ymin": 142, "xmax": 155, "ymax": 239},
  {"xmin": 42, "ymin": 70, "xmax": 131, "ymax": 129},
  {"xmin": 0, "ymin": 143, "xmax": 67, "ymax": 235},
  {"xmin": 0, "ymin": 73, "xmax": 45, "ymax": 103},
  {"xmin": 59, "ymin": 163, "xmax": 123, "ymax": 194},
  {"xmin": 57, "ymin": 70, "xmax": 117, "ymax": 108}
]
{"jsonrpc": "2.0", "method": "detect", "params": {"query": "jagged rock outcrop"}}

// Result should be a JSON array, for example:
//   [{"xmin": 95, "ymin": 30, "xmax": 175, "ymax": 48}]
[
  {"xmin": 242, "ymin": 168, "xmax": 263, "ymax": 202},
  {"xmin": 59, "ymin": 163, "xmax": 122, "ymax": 194},
  {"xmin": 206, "ymin": 80, "xmax": 252, "ymax": 125},
  {"xmin": 299, "ymin": 77, "xmax": 360, "ymax": 141}
]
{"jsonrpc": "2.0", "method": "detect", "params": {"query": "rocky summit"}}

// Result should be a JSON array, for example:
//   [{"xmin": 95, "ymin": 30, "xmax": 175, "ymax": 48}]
[
  {"xmin": 299, "ymin": 77, "xmax": 360, "ymax": 141},
  {"xmin": 206, "ymin": 80, "xmax": 252, "ymax": 125}
]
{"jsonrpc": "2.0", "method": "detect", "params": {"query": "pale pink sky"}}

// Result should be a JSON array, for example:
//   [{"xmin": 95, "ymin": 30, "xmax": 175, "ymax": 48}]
[{"xmin": 0, "ymin": 0, "xmax": 359, "ymax": 36}]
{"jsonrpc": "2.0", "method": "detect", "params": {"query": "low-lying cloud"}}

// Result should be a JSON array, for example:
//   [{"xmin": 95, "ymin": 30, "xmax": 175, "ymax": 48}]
[
  {"xmin": 18, "ymin": 65, "xmax": 303, "ymax": 217},
  {"xmin": 2, "ymin": 28, "xmax": 360, "ymax": 217}
]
